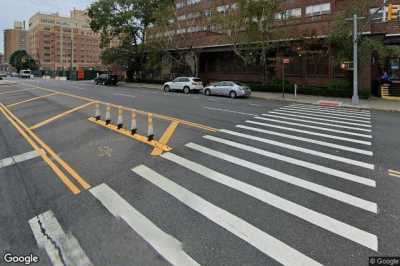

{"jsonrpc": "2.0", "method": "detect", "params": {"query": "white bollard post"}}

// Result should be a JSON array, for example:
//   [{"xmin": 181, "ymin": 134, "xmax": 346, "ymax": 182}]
[
  {"xmin": 294, "ymin": 84, "xmax": 298, "ymax": 98},
  {"xmin": 147, "ymin": 113, "xmax": 154, "ymax": 141},
  {"xmin": 95, "ymin": 103, "xmax": 101, "ymax": 121},
  {"xmin": 105, "ymin": 104, "xmax": 111, "ymax": 125},
  {"xmin": 117, "ymin": 107, "xmax": 123, "ymax": 129},
  {"xmin": 130, "ymin": 111, "xmax": 137, "ymax": 135}
]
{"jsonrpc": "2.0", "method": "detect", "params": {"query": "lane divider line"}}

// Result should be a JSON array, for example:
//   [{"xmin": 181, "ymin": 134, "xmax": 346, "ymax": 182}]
[
  {"xmin": 1, "ymin": 103, "xmax": 91, "ymax": 192},
  {"xmin": 162, "ymin": 152, "xmax": 378, "ymax": 251},
  {"xmin": 0, "ymin": 105, "xmax": 81, "ymax": 194},
  {"xmin": 29, "ymin": 210, "xmax": 94, "ymax": 266},
  {"xmin": 132, "ymin": 165, "xmax": 324, "ymax": 266},
  {"xmin": 22, "ymin": 83, "xmax": 217, "ymax": 132},
  {"xmin": 186, "ymin": 142, "xmax": 377, "ymax": 213},
  {"xmin": 90, "ymin": 183, "xmax": 200, "ymax": 266},
  {"xmin": 203, "ymin": 106, "xmax": 256, "ymax": 116},
  {"xmin": 7, "ymin": 92, "xmax": 60, "ymax": 107},
  {"xmin": 29, "ymin": 102, "xmax": 95, "ymax": 130},
  {"xmin": 0, "ymin": 150, "xmax": 41, "ymax": 169},
  {"xmin": 88, "ymin": 117, "xmax": 172, "ymax": 153},
  {"xmin": 151, "ymin": 121, "xmax": 179, "ymax": 156}
]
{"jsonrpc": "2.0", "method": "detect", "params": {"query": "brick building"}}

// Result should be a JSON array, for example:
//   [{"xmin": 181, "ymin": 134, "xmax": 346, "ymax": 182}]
[
  {"xmin": 147, "ymin": 0, "xmax": 400, "ymax": 95},
  {"xmin": 28, "ymin": 10, "xmax": 102, "ymax": 72},
  {"xmin": 4, "ymin": 21, "xmax": 28, "ymax": 63}
]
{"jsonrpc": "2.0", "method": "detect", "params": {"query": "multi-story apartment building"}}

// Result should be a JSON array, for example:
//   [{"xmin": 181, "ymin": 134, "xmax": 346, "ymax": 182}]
[
  {"xmin": 147, "ymin": 0, "xmax": 400, "ymax": 95},
  {"xmin": 4, "ymin": 21, "xmax": 28, "ymax": 63},
  {"xmin": 28, "ymin": 10, "xmax": 102, "ymax": 71}
]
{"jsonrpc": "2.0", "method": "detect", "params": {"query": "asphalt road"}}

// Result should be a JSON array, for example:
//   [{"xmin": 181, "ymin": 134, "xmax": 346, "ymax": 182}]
[{"xmin": 0, "ymin": 78, "xmax": 399, "ymax": 266}]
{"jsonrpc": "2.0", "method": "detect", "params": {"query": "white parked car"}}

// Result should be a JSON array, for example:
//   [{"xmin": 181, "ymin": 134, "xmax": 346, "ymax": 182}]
[
  {"xmin": 203, "ymin": 81, "xmax": 252, "ymax": 98},
  {"xmin": 162, "ymin": 77, "xmax": 204, "ymax": 94}
]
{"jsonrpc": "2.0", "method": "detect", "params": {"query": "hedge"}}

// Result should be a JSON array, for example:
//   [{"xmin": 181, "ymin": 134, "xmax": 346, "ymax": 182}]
[{"xmin": 247, "ymin": 79, "xmax": 370, "ymax": 99}]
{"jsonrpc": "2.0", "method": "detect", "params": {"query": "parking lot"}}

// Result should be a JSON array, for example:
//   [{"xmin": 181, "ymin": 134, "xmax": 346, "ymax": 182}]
[{"xmin": 1, "ymin": 78, "xmax": 400, "ymax": 265}]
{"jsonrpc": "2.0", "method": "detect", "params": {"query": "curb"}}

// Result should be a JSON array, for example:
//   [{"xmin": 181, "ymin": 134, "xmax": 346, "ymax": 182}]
[{"xmin": 250, "ymin": 94, "xmax": 400, "ymax": 113}]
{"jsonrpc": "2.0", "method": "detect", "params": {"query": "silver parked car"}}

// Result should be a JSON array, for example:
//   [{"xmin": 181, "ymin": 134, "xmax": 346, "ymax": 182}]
[
  {"xmin": 204, "ymin": 81, "xmax": 252, "ymax": 98},
  {"xmin": 162, "ymin": 77, "xmax": 204, "ymax": 94}
]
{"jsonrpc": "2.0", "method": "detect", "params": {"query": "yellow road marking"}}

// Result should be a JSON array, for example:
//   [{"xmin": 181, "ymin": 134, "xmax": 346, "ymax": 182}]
[
  {"xmin": 1, "ymin": 103, "xmax": 91, "ymax": 191},
  {"xmin": 382, "ymin": 96, "xmax": 400, "ymax": 101},
  {"xmin": 23, "ymin": 83, "xmax": 218, "ymax": 132},
  {"xmin": 88, "ymin": 117, "xmax": 172, "ymax": 153},
  {"xmin": 0, "ymin": 88, "xmax": 37, "ymax": 95},
  {"xmin": 151, "ymin": 121, "xmax": 179, "ymax": 156},
  {"xmin": 389, "ymin": 169, "xmax": 400, "ymax": 175},
  {"xmin": 7, "ymin": 92, "xmax": 60, "ymax": 107},
  {"xmin": 30, "ymin": 102, "xmax": 95, "ymax": 130},
  {"xmin": 389, "ymin": 173, "xmax": 400, "ymax": 178},
  {"xmin": 0, "ymin": 105, "xmax": 81, "ymax": 194}
]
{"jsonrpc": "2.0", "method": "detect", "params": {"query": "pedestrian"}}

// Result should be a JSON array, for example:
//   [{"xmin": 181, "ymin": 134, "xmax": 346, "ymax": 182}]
[{"xmin": 381, "ymin": 71, "xmax": 391, "ymax": 85}]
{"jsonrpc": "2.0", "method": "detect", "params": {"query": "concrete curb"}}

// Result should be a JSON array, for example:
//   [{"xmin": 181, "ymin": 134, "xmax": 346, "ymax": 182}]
[
  {"xmin": 120, "ymin": 82, "xmax": 400, "ymax": 113},
  {"xmin": 250, "ymin": 94, "xmax": 400, "ymax": 113}
]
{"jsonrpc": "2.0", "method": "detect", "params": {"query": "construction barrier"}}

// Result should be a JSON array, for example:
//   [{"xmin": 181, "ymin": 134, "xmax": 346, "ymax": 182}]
[{"xmin": 88, "ymin": 103, "xmax": 174, "ymax": 156}]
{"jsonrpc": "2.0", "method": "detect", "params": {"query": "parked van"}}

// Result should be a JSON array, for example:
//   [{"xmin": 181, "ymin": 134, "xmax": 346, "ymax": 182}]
[{"xmin": 19, "ymin": 69, "xmax": 32, "ymax": 79}]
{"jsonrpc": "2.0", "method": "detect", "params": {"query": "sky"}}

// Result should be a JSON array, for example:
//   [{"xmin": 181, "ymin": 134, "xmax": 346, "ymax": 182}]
[{"xmin": 1, "ymin": 0, "xmax": 94, "ymax": 54}]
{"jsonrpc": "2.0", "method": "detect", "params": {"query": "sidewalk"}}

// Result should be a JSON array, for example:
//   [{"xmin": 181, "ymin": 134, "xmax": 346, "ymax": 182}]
[{"xmin": 120, "ymin": 82, "xmax": 400, "ymax": 112}]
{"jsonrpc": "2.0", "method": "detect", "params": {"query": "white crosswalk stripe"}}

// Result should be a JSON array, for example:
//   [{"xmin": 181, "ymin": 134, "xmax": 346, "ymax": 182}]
[
  {"xmin": 246, "ymin": 120, "xmax": 371, "ymax": 145},
  {"xmin": 70, "ymin": 103, "xmax": 378, "ymax": 265},
  {"xmin": 186, "ymin": 142, "xmax": 377, "ymax": 213},
  {"xmin": 132, "ymin": 165, "xmax": 323, "ymax": 266},
  {"xmin": 161, "ymin": 152, "xmax": 378, "ymax": 251},
  {"xmin": 262, "ymin": 113, "xmax": 372, "ymax": 128},
  {"xmin": 254, "ymin": 116, "xmax": 372, "ymax": 138},
  {"xmin": 203, "ymin": 135, "xmax": 376, "ymax": 187},
  {"xmin": 270, "ymin": 108, "xmax": 371, "ymax": 124},
  {"xmin": 261, "ymin": 113, "xmax": 371, "ymax": 132},
  {"xmin": 90, "ymin": 184, "xmax": 200, "ymax": 266},
  {"xmin": 287, "ymin": 105, "xmax": 371, "ymax": 116},
  {"xmin": 236, "ymin": 125, "xmax": 373, "ymax": 156},
  {"xmin": 277, "ymin": 107, "xmax": 371, "ymax": 121},
  {"xmin": 220, "ymin": 129, "xmax": 375, "ymax": 169},
  {"xmin": 29, "ymin": 211, "xmax": 93, "ymax": 266}
]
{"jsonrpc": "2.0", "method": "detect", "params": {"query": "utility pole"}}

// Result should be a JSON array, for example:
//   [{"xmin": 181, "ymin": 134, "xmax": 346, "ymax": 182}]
[
  {"xmin": 383, "ymin": 0, "xmax": 387, "ymax": 22},
  {"xmin": 346, "ymin": 14, "xmax": 365, "ymax": 105}
]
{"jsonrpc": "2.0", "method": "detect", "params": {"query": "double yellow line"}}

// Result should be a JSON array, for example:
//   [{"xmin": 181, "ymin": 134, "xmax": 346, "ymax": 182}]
[
  {"xmin": 0, "ymin": 103, "xmax": 91, "ymax": 195},
  {"xmin": 389, "ymin": 169, "xmax": 400, "ymax": 178}
]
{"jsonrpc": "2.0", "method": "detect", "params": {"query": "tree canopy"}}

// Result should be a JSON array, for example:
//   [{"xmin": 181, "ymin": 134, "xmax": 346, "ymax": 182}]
[
  {"xmin": 88, "ymin": 0, "xmax": 170, "ymax": 78},
  {"xmin": 9, "ymin": 50, "xmax": 38, "ymax": 72}
]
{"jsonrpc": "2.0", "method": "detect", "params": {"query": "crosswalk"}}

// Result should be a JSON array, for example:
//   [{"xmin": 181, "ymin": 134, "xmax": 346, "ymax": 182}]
[{"xmin": 29, "ymin": 104, "xmax": 378, "ymax": 265}]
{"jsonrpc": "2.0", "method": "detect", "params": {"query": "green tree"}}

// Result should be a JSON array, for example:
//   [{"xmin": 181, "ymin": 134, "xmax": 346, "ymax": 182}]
[
  {"xmin": 88, "ymin": 0, "xmax": 167, "ymax": 79},
  {"xmin": 328, "ymin": 0, "xmax": 400, "ymax": 68},
  {"xmin": 213, "ymin": 0, "xmax": 279, "ymax": 83},
  {"xmin": 9, "ymin": 50, "xmax": 38, "ymax": 72}
]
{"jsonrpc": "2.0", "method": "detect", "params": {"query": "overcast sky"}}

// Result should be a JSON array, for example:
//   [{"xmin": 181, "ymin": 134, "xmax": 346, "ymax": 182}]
[{"xmin": 1, "ymin": 0, "xmax": 94, "ymax": 53}]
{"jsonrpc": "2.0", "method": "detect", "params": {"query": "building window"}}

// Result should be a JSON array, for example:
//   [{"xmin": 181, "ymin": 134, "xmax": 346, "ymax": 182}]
[
  {"xmin": 187, "ymin": 0, "xmax": 200, "ymax": 6},
  {"xmin": 305, "ymin": 3, "xmax": 331, "ymax": 16},
  {"xmin": 204, "ymin": 9, "xmax": 213, "ymax": 17},
  {"xmin": 369, "ymin": 7, "xmax": 384, "ymax": 22},
  {"xmin": 275, "ymin": 8, "xmax": 302, "ymax": 20}
]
